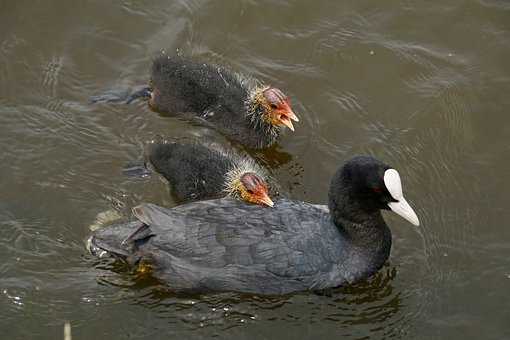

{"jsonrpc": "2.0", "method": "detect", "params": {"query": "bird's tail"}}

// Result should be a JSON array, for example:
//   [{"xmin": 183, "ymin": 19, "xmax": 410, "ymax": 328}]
[
  {"xmin": 145, "ymin": 138, "xmax": 179, "ymax": 171},
  {"xmin": 87, "ymin": 220, "xmax": 154, "ymax": 264}
]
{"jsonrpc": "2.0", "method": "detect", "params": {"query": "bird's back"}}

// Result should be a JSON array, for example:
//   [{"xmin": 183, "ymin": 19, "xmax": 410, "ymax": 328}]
[
  {"xmin": 130, "ymin": 199, "xmax": 348, "ymax": 293},
  {"xmin": 150, "ymin": 56, "xmax": 248, "ymax": 117},
  {"xmin": 148, "ymin": 142, "xmax": 234, "ymax": 202}
]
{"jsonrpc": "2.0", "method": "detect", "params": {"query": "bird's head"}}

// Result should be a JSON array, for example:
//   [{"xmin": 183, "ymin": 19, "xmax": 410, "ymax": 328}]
[
  {"xmin": 250, "ymin": 87, "xmax": 299, "ymax": 131},
  {"xmin": 229, "ymin": 172, "xmax": 274, "ymax": 207}
]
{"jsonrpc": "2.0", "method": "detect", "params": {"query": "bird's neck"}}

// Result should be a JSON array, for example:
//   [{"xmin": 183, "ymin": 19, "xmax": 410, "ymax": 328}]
[
  {"xmin": 333, "ymin": 213, "xmax": 390, "ymax": 249},
  {"xmin": 331, "ymin": 212, "xmax": 392, "ymax": 283},
  {"xmin": 328, "ymin": 193, "xmax": 392, "ymax": 256}
]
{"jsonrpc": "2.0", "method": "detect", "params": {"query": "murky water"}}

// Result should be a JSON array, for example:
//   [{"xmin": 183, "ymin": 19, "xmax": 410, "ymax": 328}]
[{"xmin": 1, "ymin": 0, "xmax": 510, "ymax": 339}]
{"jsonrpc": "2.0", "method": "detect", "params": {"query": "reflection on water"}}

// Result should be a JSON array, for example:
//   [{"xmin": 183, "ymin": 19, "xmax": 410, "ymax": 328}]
[
  {"xmin": 92, "ymin": 255, "xmax": 407, "ymax": 339},
  {"xmin": 1, "ymin": 0, "xmax": 510, "ymax": 339}
]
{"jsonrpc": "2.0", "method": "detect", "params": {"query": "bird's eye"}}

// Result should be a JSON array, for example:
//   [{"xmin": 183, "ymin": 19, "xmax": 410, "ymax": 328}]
[
  {"xmin": 246, "ymin": 189, "xmax": 254, "ymax": 194},
  {"xmin": 373, "ymin": 187, "xmax": 382, "ymax": 193},
  {"xmin": 270, "ymin": 104, "xmax": 278, "ymax": 109}
]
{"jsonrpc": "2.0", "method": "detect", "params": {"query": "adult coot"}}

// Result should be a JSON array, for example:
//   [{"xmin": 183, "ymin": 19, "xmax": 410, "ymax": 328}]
[
  {"xmin": 88, "ymin": 156, "xmax": 419, "ymax": 295},
  {"xmin": 131, "ymin": 55, "xmax": 299, "ymax": 149},
  {"xmin": 147, "ymin": 139, "xmax": 274, "ymax": 207}
]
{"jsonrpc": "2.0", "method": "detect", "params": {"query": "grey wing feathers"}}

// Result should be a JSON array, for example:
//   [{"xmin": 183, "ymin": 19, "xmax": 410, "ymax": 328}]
[{"xmin": 133, "ymin": 200, "xmax": 340, "ymax": 287}]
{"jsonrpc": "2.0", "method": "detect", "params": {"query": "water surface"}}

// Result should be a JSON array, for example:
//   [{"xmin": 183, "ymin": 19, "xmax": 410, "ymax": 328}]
[{"xmin": 1, "ymin": 0, "xmax": 509, "ymax": 339}]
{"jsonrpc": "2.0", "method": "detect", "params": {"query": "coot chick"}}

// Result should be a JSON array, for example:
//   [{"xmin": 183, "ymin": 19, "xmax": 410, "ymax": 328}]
[
  {"xmin": 133, "ymin": 55, "xmax": 299, "ymax": 149},
  {"xmin": 88, "ymin": 156, "xmax": 419, "ymax": 295},
  {"xmin": 147, "ymin": 139, "xmax": 274, "ymax": 207}
]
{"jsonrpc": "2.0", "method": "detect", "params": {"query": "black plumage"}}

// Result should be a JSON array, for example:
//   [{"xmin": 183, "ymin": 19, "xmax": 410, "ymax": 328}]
[
  {"xmin": 148, "ymin": 56, "xmax": 294, "ymax": 149},
  {"xmin": 146, "ymin": 139, "xmax": 272, "ymax": 203},
  {"xmin": 148, "ymin": 140, "xmax": 231, "ymax": 202},
  {"xmin": 89, "ymin": 156, "xmax": 419, "ymax": 295}
]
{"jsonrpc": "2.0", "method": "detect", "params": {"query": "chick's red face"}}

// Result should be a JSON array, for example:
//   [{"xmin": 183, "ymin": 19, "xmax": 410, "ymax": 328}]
[
  {"xmin": 262, "ymin": 88, "xmax": 299, "ymax": 131},
  {"xmin": 239, "ymin": 172, "xmax": 274, "ymax": 207}
]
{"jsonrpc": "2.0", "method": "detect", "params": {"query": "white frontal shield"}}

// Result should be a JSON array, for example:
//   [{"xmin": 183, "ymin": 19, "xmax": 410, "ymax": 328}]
[{"xmin": 384, "ymin": 169, "xmax": 420, "ymax": 226}]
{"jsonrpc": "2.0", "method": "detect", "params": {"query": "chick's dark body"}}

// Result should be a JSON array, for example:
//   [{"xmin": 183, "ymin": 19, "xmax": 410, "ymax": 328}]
[
  {"xmin": 148, "ymin": 142, "xmax": 234, "ymax": 202},
  {"xmin": 150, "ymin": 56, "xmax": 278, "ymax": 149}
]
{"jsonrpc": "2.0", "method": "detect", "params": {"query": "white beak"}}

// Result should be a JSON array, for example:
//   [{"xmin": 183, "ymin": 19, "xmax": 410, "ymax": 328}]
[
  {"xmin": 384, "ymin": 169, "xmax": 420, "ymax": 226},
  {"xmin": 388, "ymin": 198, "xmax": 420, "ymax": 226}
]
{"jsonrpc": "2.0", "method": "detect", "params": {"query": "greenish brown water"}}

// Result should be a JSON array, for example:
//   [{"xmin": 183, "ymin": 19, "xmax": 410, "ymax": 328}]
[{"xmin": 1, "ymin": 0, "xmax": 510, "ymax": 339}]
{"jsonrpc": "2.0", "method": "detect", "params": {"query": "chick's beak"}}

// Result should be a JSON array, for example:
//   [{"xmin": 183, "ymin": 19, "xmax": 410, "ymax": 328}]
[
  {"xmin": 276, "ymin": 103, "xmax": 299, "ymax": 131},
  {"xmin": 279, "ymin": 115, "xmax": 295, "ymax": 131},
  {"xmin": 257, "ymin": 192, "xmax": 274, "ymax": 207},
  {"xmin": 287, "ymin": 108, "xmax": 299, "ymax": 122}
]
